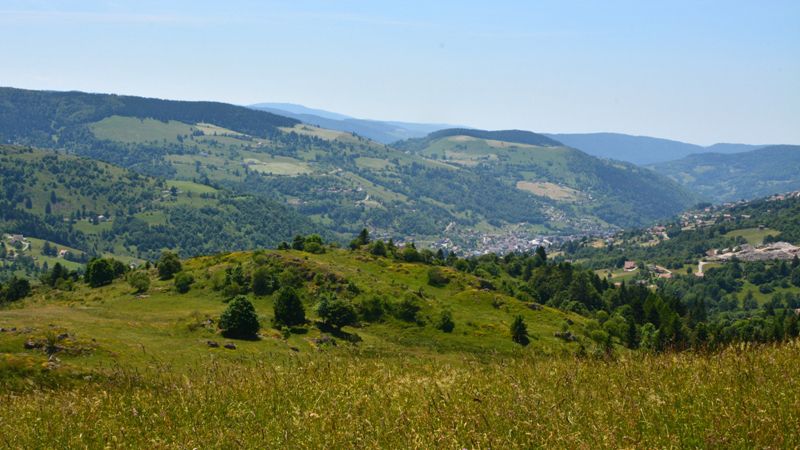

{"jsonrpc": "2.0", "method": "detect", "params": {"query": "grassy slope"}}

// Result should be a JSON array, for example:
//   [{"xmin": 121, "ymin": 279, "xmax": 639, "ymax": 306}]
[
  {"xmin": 724, "ymin": 227, "xmax": 779, "ymax": 245},
  {"xmin": 2, "ymin": 252, "xmax": 799, "ymax": 447},
  {"xmin": 0, "ymin": 248, "xmax": 585, "ymax": 370},
  {"xmin": 403, "ymin": 132, "xmax": 696, "ymax": 228}
]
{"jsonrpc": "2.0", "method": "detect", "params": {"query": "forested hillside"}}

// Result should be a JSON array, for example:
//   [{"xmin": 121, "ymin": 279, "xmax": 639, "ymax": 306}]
[
  {"xmin": 0, "ymin": 146, "xmax": 316, "ymax": 268},
  {"xmin": 0, "ymin": 88, "xmax": 697, "ymax": 251},
  {"xmin": 651, "ymin": 145, "xmax": 800, "ymax": 202},
  {"xmin": 397, "ymin": 129, "xmax": 697, "ymax": 228}
]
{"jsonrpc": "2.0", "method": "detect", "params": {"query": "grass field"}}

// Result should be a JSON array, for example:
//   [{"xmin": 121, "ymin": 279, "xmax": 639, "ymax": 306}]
[
  {"xmin": 166, "ymin": 180, "xmax": 218, "ymax": 194},
  {"xmin": 516, "ymin": 181, "xmax": 581, "ymax": 202},
  {"xmin": 0, "ymin": 342, "xmax": 797, "ymax": 448},
  {"xmin": 90, "ymin": 116, "xmax": 196, "ymax": 144},
  {"xmin": 724, "ymin": 227, "xmax": 779, "ymax": 245},
  {"xmin": 244, "ymin": 157, "xmax": 312, "ymax": 176},
  {"xmin": 2, "ymin": 249, "xmax": 800, "ymax": 447}
]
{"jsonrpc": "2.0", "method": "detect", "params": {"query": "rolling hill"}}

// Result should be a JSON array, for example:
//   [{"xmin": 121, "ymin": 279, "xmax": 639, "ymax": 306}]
[
  {"xmin": 547, "ymin": 132, "xmax": 765, "ymax": 165},
  {"xmin": 1, "ymin": 87, "xmax": 697, "ymax": 253},
  {"xmin": 650, "ymin": 145, "xmax": 800, "ymax": 202},
  {"xmin": 0, "ymin": 145, "xmax": 316, "ymax": 264},
  {"xmin": 396, "ymin": 129, "xmax": 698, "ymax": 229}
]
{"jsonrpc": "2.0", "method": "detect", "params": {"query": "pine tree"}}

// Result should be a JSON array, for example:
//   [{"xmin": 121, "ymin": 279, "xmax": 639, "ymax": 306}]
[
  {"xmin": 510, "ymin": 315, "xmax": 529, "ymax": 345},
  {"xmin": 273, "ymin": 287, "xmax": 306, "ymax": 327}
]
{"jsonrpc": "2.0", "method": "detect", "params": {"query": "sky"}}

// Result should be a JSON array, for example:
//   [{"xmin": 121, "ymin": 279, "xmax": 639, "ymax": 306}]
[{"xmin": 1, "ymin": 0, "xmax": 798, "ymax": 145}]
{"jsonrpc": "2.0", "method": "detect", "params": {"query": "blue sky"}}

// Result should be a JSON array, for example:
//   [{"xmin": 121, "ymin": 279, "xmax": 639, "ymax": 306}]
[{"xmin": 1, "ymin": 0, "xmax": 798, "ymax": 145}]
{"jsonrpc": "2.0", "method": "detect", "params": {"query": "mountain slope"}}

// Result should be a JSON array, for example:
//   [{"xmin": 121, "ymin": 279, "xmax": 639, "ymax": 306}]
[
  {"xmin": 547, "ymin": 132, "xmax": 765, "ymax": 165},
  {"xmin": 650, "ymin": 145, "xmax": 800, "ymax": 202},
  {"xmin": 396, "ymin": 129, "xmax": 698, "ymax": 229},
  {"xmin": 251, "ymin": 102, "xmax": 454, "ymax": 144},
  {"xmin": 1, "ymin": 87, "xmax": 697, "ymax": 251},
  {"xmin": 0, "ymin": 145, "xmax": 316, "ymax": 261}
]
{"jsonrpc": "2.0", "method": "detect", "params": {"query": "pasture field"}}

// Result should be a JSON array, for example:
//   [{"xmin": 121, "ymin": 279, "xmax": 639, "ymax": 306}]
[
  {"xmin": 1, "ymin": 249, "xmax": 799, "ymax": 448},
  {"xmin": 516, "ymin": 181, "xmax": 581, "ymax": 202},
  {"xmin": 0, "ymin": 341, "xmax": 797, "ymax": 448},
  {"xmin": 724, "ymin": 227, "xmax": 780, "ymax": 245}
]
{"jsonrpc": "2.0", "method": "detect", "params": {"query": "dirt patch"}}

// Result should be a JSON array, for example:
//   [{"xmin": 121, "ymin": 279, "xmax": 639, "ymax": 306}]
[{"xmin": 516, "ymin": 181, "xmax": 581, "ymax": 201}]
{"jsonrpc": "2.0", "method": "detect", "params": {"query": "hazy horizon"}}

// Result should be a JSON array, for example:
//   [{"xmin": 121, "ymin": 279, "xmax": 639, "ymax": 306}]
[{"xmin": 1, "ymin": 0, "xmax": 798, "ymax": 146}]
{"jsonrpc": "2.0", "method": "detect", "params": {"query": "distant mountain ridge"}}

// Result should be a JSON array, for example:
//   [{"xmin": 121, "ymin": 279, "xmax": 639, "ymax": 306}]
[
  {"xmin": 544, "ymin": 132, "xmax": 767, "ymax": 165},
  {"xmin": 425, "ymin": 128, "xmax": 562, "ymax": 147},
  {"xmin": 0, "ymin": 87, "xmax": 298, "ymax": 146},
  {"xmin": 250, "ymin": 102, "xmax": 457, "ymax": 144},
  {"xmin": 651, "ymin": 145, "xmax": 800, "ymax": 203}
]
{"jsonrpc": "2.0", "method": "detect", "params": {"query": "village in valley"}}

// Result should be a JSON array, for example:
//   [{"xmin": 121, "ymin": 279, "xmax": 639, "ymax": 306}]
[{"xmin": 589, "ymin": 190, "xmax": 800, "ymax": 284}]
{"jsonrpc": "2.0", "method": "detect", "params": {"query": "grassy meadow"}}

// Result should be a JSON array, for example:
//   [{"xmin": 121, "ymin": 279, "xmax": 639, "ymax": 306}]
[
  {"xmin": 2, "ymin": 248, "xmax": 800, "ymax": 448},
  {"xmin": 1, "ymin": 344, "xmax": 798, "ymax": 448}
]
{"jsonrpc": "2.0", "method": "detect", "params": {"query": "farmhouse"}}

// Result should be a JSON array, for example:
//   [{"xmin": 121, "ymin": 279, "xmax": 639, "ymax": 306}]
[{"xmin": 623, "ymin": 261, "xmax": 637, "ymax": 272}]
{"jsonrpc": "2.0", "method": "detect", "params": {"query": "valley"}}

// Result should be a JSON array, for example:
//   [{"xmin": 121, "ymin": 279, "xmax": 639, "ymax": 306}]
[{"xmin": 0, "ymin": 88, "xmax": 700, "ymax": 260}]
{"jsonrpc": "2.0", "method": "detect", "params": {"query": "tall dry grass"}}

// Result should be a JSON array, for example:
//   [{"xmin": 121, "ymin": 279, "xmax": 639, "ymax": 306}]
[{"xmin": 1, "ymin": 342, "xmax": 799, "ymax": 448}]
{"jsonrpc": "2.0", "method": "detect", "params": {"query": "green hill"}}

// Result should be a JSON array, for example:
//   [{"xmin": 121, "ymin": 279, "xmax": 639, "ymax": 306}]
[
  {"xmin": 0, "ymin": 145, "xmax": 316, "ymax": 265},
  {"xmin": 0, "ymin": 246, "xmax": 587, "ymax": 366},
  {"xmin": 1, "ymin": 241, "xmax": 798, "ymax": 448},
  {"xmin": 0, "ymin": 88, "xmax": 698, "ymax": 249},
  {"xmin": 650, "ymin": 145, "xmax": 800, "ymax": 202},
  {"xmin": 397, "ymin": 129, "xmax": 698, "ymax": 228}
]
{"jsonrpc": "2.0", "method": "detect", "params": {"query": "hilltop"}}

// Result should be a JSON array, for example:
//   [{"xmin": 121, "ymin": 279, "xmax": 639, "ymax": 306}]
[{"xmin": 0, "ymin": 245, "xmax": 588, "ymax": 365}]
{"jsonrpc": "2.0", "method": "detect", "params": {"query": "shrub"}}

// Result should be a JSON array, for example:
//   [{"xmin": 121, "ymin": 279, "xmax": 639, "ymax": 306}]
[
  {"xmin": 174, "ymin": 272, "xmax": 194, "ymax": 294},
  {"xmin": 317, "ymin": 295, "xmax": 357, "ymax": 330},
  {"xmin": 1, "ymin": 277, "xmax": 31, "ymax": 303},
  {"xmin": 251, "ymin": 267, "xmax": 277, "ymax": 296},
  {"xmin": 273, "ymin": 287, "xmax": 306, "ymax": 327},
  {"xmin": 370, "ymin": 240, "xmax": 387, "ymax": 256},
  {"xmin": 158, "ymin": 251, "xmax": 182, "ymax": 280},
  {"xmin": 436, "ymin": 310, "xmax": 455, "ymax": 333},
  {"xmin": 127, "ymin": 272, "xmax": 150, "ymax": 294},
  {"xmin": 427, "ymin": 267, "xmax": 450, "ymax": 287},
  {"xmin": 356, "ymin": 295, "xmax": 386, "ymax": 322},
  {"xmin": 218, "ymin": 296, "xmax": 260, "ymax": 339},
  {"xmin": 303, "ymin": 241, "xmax": 325, "ymax": 254},
  {"xmin": 394, "ymin": 295, "xmax": 422, "ymax": 323},
  {"xmin": 85, "ymin": 259, "xmax": 115, "ymax": 288}
]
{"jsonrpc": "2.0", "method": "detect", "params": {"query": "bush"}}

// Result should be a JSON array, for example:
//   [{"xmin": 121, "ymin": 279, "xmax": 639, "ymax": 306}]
[
  {"xmin": 1, "ymin": 277, "xmax": 31, "ymax": 303},
  {"xmin": 370, "ymin": 240, "xmax": 387, "ymax": 256},
  {"xmin": 219, "ymin": 296, "xmax": 260, "ymax": 339},
  {"xmin": 427, "ymin": 267, "xmax": 450, "ymax": 287},
  {"xmin": 158, "ymin": 251, "xmax": 182, "ymax": 280},
  {"xmin": 394, "ymin": 295, "xmax": 422, "ymax": 323},
  {"xmin": 85, "ymin": 259, "xmax": 115, "ymax": 288},
  {"xmin": 436, "ymin": 310, "xmax": 455, "ymax": 333},
  {"xmin": 356, "ymin": 295, "xmax": 386, "ymax": 322},
  {"xmin": 251, "ymin": 267, "xmax": 277, "ymax": 296},
  {"xmin": 273, "ymin": 287, "xmax": 306, "ymax": 327},
  {"xmin": 127, "ymin": 272, "xmax": 150, "ymax": 294},
  {"xmin": 174, "ymin": 272, "xmax": 194, "ymax": 294},
  {"xmin": 317, "ymin": 295, "xmax": 357, "ymax": 329}
]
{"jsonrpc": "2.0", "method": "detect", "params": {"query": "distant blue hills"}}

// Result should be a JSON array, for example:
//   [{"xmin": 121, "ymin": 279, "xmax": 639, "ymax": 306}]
[{"xmin": 251, "ymin": 102, "xmax": 778, "ymax": 166}]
